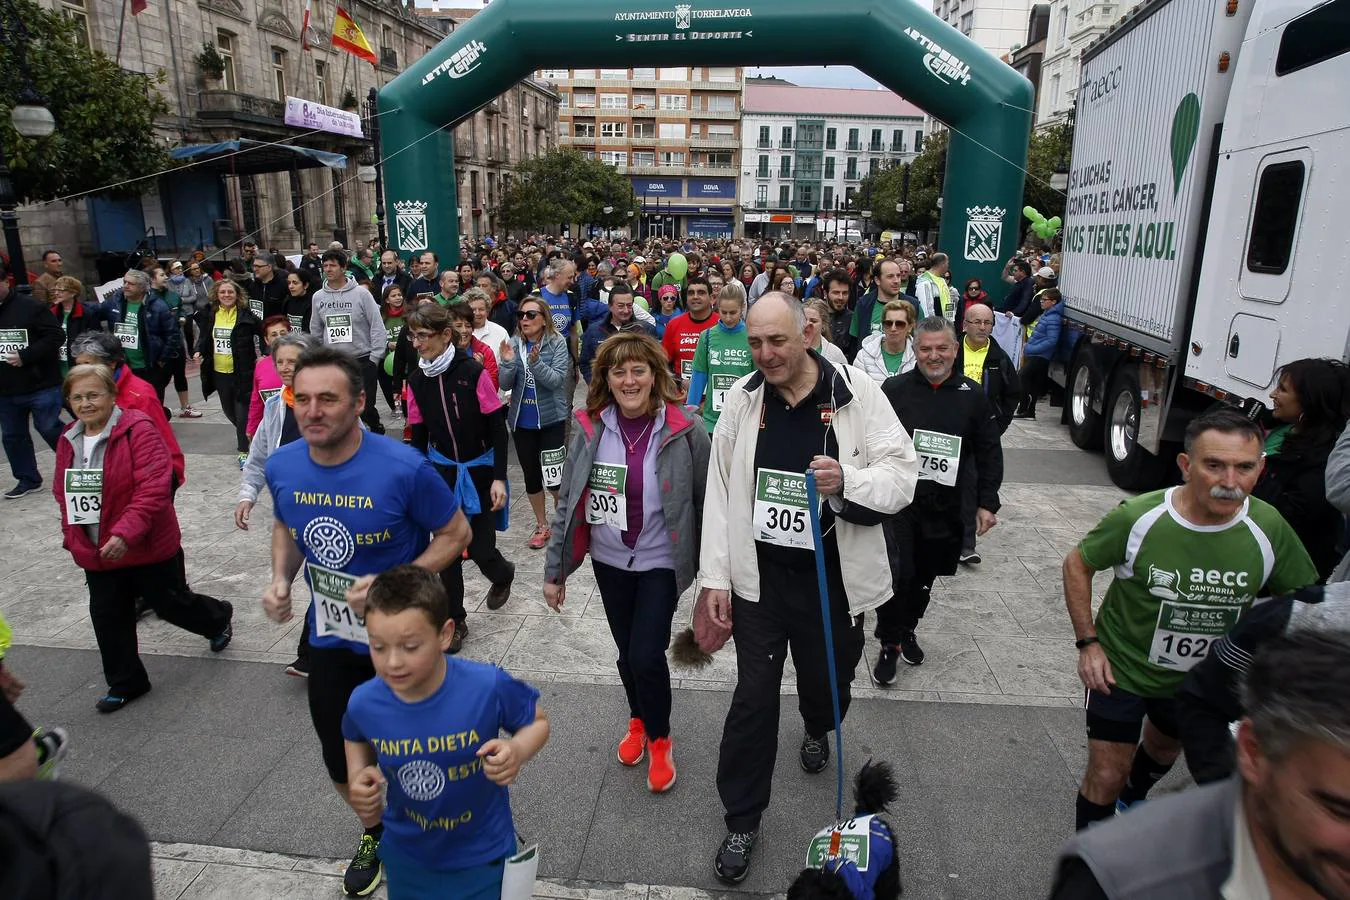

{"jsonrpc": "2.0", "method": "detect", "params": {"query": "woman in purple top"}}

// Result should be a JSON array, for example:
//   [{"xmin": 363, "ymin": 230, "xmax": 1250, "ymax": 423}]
[{"xmin": 542, "ymin": 333, "xmax": 710, "ymax": 795}]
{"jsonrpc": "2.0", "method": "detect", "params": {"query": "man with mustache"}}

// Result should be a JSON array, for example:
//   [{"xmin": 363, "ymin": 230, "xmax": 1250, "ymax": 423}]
[{"xmin": 1061, "ymin": 406, "xmax": 1318, "ymax": 832}]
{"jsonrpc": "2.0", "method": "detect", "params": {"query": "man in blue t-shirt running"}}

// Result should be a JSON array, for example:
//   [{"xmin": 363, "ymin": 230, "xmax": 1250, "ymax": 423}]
[{"xmin": 263, "ymin": 346, "xmax": 471, "ymax": 898}]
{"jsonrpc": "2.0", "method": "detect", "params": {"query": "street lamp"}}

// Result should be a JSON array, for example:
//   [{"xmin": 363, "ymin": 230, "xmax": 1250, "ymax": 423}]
[
  {"xmin": 363, "ymin": 87, "xmax": 387, "ymax": 251},
  {"xmin": 861, "ymin": 209, "xmax": 873, "ymax": 243},
  {"xmin": 1, "ymin": 83, "xmax": 56, "ymax": 296}
]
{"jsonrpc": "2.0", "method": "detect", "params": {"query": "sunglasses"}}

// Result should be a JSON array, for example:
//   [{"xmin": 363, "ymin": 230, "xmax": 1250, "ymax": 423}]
[
  {"xmin": 516, "ymin": 310, "xmax": 542, "ymax": 320},
  {"xmin": 883, "ymin": 320, "xmax": 909, "ymax": 329}
]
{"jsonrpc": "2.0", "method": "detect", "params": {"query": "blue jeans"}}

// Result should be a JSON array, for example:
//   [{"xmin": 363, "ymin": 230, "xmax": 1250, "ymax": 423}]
[{"xmin": 0, "ymin": 386, "xmax": 63, "ymax": 486}]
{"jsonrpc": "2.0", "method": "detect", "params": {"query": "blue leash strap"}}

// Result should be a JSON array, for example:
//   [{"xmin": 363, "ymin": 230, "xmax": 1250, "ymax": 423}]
[{"xmin": 805, "ymin": 471, "xmax": 846, "ymax": 822}]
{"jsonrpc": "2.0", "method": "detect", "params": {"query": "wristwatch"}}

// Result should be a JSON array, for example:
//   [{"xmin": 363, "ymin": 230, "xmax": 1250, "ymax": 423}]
[{"xmin": 1075, "ymin": 636, "xmax": 1100, "ymax": 650}]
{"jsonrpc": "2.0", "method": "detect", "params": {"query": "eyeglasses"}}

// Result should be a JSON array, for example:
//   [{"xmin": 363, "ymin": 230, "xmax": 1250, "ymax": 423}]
[
  {"xmin": 517, "ymin": 310, "xmax": 542, "ymax": 321},
  {"xmin": 69, "ymin": 391, "xmax": 109, "ymax": 404},
  {"xmin": 883, "ymin": 320, "xmax": 909, "ymax": 329},
  {"xmin": 408, "ymin": 330, "xmax": 441, "ymax": 342}
]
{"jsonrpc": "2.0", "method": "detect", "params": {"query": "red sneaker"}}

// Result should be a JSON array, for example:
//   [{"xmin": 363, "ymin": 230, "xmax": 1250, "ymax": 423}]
[
  {"xmin": 617, "ymin": 718, "xmax": 646, "ymax": 766},
  {"xmin": 647, "ymin": 736, "xmax": 676, "ymax": 793}
]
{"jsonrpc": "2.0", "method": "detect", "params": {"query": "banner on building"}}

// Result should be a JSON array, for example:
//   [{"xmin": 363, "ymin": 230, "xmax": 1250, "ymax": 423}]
[
  {"xmin": 688, "ymin": 178, "xmax": 736, "ymax": 199},
  {"xmin": 632, "ymin": 178, "xmax": 682, "ymax": 197},
  {"xmin": 285, "ymin": 96, "xmax": 364, "ymax": 138}
]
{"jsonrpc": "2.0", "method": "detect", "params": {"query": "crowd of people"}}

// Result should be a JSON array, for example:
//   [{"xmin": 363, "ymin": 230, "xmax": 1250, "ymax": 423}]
[{"xmin": 0, "ymin": 232, "xmax": 1348, "ymax": 900}]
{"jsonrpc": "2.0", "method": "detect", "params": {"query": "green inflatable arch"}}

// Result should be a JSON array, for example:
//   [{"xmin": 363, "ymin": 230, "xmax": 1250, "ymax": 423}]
[{"xmin": 377, "ymin": 0, "xmax": 1033, "ymax": 288}]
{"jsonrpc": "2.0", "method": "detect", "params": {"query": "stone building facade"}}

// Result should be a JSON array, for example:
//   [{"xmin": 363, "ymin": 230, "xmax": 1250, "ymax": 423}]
[{"xmin": 20, "ymin": 0, "xmax": 555, "ymax": 275}]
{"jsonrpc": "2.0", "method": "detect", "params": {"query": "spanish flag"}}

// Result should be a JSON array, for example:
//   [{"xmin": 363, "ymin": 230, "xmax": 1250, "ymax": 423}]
[{"xmin": 331, "ymin": 6, "xmax": 377, "ymax": 64}]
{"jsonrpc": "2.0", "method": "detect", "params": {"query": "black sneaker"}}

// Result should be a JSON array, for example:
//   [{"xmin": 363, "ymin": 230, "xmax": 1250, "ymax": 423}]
[
  {"xmin": 342, "ymin": 832, "xmax": 383, "ymax": 897},
  {"xmin": 714, "ymin": 829, "xmax": 757, "ymax": 884},
  {"xmin": 209, "ymin": 601, "xmax": 233, "ymax": 652},
  {"xmin": 800, "ymin": 732, "xmax": 830, "ymax": 774},
  {"xmin": 485, "ymin": 562, "xmax": 515, "ymax": 610},
  {"xmin": 284, "ymin": 657, "xmax": 310, "ymax": 678},
  {"xmin": 448, "ymin": 620, "xmax": 468, "ymax": 654},
  {"xmin": 899, "ymin": 631, "xmax": 926, "ymax": 666},
  {"xmin": 873, "ymin": 644, "xmax": 900, "ymax": 685},
  {"xmin": 95, "ymin": 685, "xmax": 150, "ymax": 714},
  {"xmin": 959, "ymin": 549, "xmax": 981, "ymax": 565},
  {"xmin": 3, "ymin": 481, "xmax": 40, "ymax": 500},
  {"xmin": 134, "ymin": 597, "xmax": 153, "ymax": 620}
]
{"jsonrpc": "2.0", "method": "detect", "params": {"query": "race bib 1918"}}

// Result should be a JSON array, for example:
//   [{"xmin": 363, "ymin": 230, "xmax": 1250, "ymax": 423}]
[
  {"xmin": 753, "ymin": 467, "xmax": 813, "ymax": 550},
  {"xmin": 63, "ymin": 468, "xmax": 103, "ymax": 526},
  {"xmin": 1148, "ymin": 601, "xmax": 1241, "ymax": 671},
  {"xmin": 309, "ymin": 563, "xmax": 368, "ymax": 644},
  {"xmin": 325, "ymin": 314, "xmax": 354, "ymax": 344},
  {"xmin": 540, "ymin": 446, "xmax": 566, "ymax": 490},
  {"xmin": 585, "ymin": 462, "xmax": 627, "ymax": 530},
  {"xmin": 913, "ymin": 429, "xmax": 962, "ymax": 488}
]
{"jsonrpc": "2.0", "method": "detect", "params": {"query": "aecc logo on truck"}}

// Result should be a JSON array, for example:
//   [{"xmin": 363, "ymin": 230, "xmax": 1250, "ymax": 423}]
[{"xmin": 1084, "ymin": 65, "xmax": 1124, "ymax": 107}]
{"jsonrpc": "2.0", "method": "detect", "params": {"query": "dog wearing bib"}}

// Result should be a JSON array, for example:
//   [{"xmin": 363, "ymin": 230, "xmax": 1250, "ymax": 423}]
[{"xmin": 786, "ymin": 762, "xmax": 902, "ymax": 900}]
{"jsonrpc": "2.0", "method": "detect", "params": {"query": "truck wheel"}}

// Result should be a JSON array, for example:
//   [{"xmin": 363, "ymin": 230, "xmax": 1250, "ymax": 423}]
[
  {"xmin": 1104, "ymin": 366, "xmax": 1166, "ymax": 490},
  {"xmin": 1067, "ymin": 349, "xmax": 1103, "ymax": 450}
]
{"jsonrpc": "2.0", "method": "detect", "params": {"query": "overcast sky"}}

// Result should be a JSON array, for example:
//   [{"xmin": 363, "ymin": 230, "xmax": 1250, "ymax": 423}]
[{"xmin": 745, "ymin": 66, "xmax": 885, "ymax": 90}]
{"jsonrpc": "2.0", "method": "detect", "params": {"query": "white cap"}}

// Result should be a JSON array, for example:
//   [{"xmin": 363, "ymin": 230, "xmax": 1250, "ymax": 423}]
[
  {"xmin": 633, "ymin": 255, "xmax": 646, "ymax": 263},
  {"xmin": 583, "ymin": 241, "xmax": 594, "ymax": 249},
  {"xmin": 1035, "ymin": 266, "xmax": 1057, "ymax": 279}
]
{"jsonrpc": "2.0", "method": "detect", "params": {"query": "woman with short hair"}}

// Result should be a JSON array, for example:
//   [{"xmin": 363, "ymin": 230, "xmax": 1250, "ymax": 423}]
[
  {"xmin": 543, "ymin": 332, "xmax": 710, "ymax": 793},
  {"xmin": 55, "ymin": 364, "xmax": 233, "ymax": 712}
]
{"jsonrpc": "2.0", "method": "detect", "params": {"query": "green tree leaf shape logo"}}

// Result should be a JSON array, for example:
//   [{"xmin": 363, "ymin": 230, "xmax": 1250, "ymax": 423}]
[{"xmin": 1170, "ymin": 93, "xmax": 1201, "ymax": 199}]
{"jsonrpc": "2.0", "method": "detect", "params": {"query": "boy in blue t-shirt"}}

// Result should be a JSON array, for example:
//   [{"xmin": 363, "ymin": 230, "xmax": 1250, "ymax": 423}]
[{"xmin": 342, "ymin": 565, "xmax": 549, "ymax": 899}]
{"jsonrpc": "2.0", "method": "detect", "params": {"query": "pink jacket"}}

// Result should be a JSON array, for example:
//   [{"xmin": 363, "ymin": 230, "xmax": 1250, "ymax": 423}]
[
  {"xmin": 247, "ymin": 357, "xmax": 282, "ymax": 438},
  {"xmin": 55, "ymin": 408, "xmax": 182, "ymax": 571}
]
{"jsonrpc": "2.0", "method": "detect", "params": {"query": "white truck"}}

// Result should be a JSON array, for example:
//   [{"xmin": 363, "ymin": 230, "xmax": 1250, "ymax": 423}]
[{"xmin": 1054, "ymin": 0, "xmax": 1349, "ymax": 488}]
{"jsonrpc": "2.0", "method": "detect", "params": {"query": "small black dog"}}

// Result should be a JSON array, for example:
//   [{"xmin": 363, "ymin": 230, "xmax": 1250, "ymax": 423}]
[{"xmin": 786, "ymin": 761, "xmax": 902, "ymax": 900}]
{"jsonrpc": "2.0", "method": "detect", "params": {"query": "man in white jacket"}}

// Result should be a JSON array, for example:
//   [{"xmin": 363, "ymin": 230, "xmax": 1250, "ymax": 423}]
[{"xmin": 701, "ymin": 292, "xmax": 918, "ymax": 884}]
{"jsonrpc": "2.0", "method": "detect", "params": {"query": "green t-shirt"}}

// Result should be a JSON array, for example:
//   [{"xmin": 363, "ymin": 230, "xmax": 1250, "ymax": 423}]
[
  {"xmin": 1078, "ymin": 487, "xmax": 1317, "ymax": 697},
  {"xmin": 849, "ymin": 300, "xmax": 888, "ymax": 340},
  {"xmin": 881, "ymin": 346, "xmax": 907, "ymax": 375},
  {"xmin": 1263, "ymin": 424, "xmax": 1291, "ymax": 456},
  {"xmin": 691, "ymin": 325, "xmax": 753, "ymax": 433},
  {"xmin": 121, "ymin": 300, "xmax": 147, "ymax": 371},
  {"xmin": 383, "ymin": 314, "xmax": 404, "ymax": 348}
]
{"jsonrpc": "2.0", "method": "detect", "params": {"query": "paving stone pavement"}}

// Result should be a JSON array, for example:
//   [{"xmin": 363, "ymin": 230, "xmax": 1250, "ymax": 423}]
[{"xmin": 3, "ymin": 377, "xmax": 1160, "ymax": 898}]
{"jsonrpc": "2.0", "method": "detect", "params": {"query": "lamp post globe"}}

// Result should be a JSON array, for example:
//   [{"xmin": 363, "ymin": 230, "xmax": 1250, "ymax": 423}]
[{"xmin": 11, "ymin": 104, "xmax": 55, "ymax": 138}]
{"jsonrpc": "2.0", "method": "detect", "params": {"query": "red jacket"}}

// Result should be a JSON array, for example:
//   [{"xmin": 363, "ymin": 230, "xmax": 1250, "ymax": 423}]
[
  {"xmin": 54, "ymin": 407, "xmax": 182, "ymax": 571},
  {"xmin": 115, "ymin": 365, "xmax": 186, "ymax": 487}
]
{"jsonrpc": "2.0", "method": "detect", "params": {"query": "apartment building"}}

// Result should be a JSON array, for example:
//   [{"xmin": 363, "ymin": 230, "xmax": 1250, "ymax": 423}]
[
  {"xmin": 1038, "ymin": 0, "xmax": 1120, "ymax": 126},
  {"xmin": 538, "ymin": 66, "xmax": 743, "ymax": 239},
  {"xmin": 932, "ymin": 0, "xmax": 1036, "ymax": 58},
  {"xmin": 740, "ymin": 83, "xmax": 924, "ymax": 240}
]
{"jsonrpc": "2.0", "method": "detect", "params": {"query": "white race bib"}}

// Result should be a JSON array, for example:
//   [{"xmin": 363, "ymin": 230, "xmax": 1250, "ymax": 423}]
[
  {"xmin": 63, "ymin": 468, "xmax": 103, "ymax": 526},
  {"xmin": 212, "ymin": 326, "xmax": 232, "ymax": 357},
  {"xmin": 0, "ymin": 329, "xmax": 28, "ymax": 356},
  {"xmin": 540, "ymin": 446, "xmax": 566, "ymax": 490},
  {"xmin": 309, "ymin": 563, "xmax": 368, "ymax": 644},
  {"xmin": 288, "ymin": 314, "xmax": 304, "ymax": 331},
  {"xmin": 585, "ymin": 462, "xmax": 627, "ymax": 530},
  {"xmin": 806, "ymin": 815, "xmax": 875, "ymax": 871},
  {"xmin": 710, "ymin": 373, "xmax": 738, "ymax": 412},
  {"xmin": 680, "ymin": 358, "xmax": 693, "ymax": 381},
  {"xmin": 753, "ymin": 468, "xmax": 813, "ymax": 550},
  {"xmin": 58, "ymin": 343, "xmax": 68, "ymax": 362},
  {"xmin": 913, "ymin": 429, "xmax": 962, "ymax": 487},
  {"xmin": 114, "ymin": 322, "xmax": 140, "ymax": 350},
  {"xmin": 1148, "ymin": 601, "xmax": 1241, "ymax": 672},
  {"xmin": 259, "ymin": 387, "xmax": 281, "ymax": 405},
  {"xmin": 249, "ymin": 298, "xmax": 264, "ymax": 320},
  {"xmin": 325, "ymin": 314, "xmax": 354, "ymax": 344}
]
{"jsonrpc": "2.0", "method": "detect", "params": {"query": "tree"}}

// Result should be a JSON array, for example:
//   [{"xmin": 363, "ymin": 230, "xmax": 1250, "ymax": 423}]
[
  {"xmin": 858, "ymin": 130, "xmax": 948, "ymax": 234},
  {"xmin": 497, "ymin": 149, "xmax": 637, "ymax": 234},
  {"xmin": 0, "ymin": 0, "xmax": 171, "ymax": 204},
  {"xmin": 1022, "ymin": 121, "xmax": 1071, "ymax": 231}
]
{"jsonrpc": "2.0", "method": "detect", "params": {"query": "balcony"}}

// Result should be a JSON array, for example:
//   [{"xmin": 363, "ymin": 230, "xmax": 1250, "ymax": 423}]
[
  {"xmin": 454, "ymin": 138, "xmax": 476, "ymax": 159},
  {"xmin": 795, "ymin": 140, "xmax": 824, "ymax": 151},
  {"xmin": 596, "ymin": 136, "xmax": 629, "ymax": 145},
  {"xmin": 845, "ymin": 142, "xmax": 861, "ymax": 151},
  {"xmin": 630, "ymin": 107, "xmax": 659, "ymax": 117},
  {"xmin": 688, "ymin": 108, "xmax": 738, "ymax": 120},
  {"xmin": 690, "ymin": 135, "xmax": 738, "ymax": 148},
  {"xmin": 756, "ymin": 140, "xmax": 772, "ymax": 149},
  {"xmin": 868, "ymin": 143, "xmax": 883, "ymax": 152},
  {"xmin": 379, "ymin": 46, "xmax": 397, "ymax": 70},
  {"xmin": 624, "ymin": 164, "xmax": 737, "ymax": 177},
  {"xmin": 779, "ymin": 139, "xmax": 792, "ymax": 149},
  {"xmin": 755, "ymin": 169, "xmax": 770, "ymax": 179},
  {"xmin": 845, "ymin": 171, "xmax": 860, "ymax": 181},
  {"xmin": 196, "ymin": 90, "xmax": 285, "ymax": 125}
]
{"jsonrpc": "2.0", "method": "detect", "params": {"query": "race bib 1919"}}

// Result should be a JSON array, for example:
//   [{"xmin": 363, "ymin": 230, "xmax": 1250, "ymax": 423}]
[
  {"xmin": 753, "ymin": 467, "xmax": 813, "ymax": 550},
  {"xmin": 309, "ymin": 563, "xmax": 368, "ymax": 644}
]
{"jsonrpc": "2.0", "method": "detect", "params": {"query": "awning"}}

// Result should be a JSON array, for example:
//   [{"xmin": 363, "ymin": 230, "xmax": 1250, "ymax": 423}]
[{"xmin": 170, "ymin": 139, "xmax": 348, "ymax": 175}]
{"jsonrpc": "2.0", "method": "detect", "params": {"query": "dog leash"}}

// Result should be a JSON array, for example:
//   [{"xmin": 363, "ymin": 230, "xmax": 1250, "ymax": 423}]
[{"xmin": 805, "ymin": 471, "xmax": 846, "ymax": 823}]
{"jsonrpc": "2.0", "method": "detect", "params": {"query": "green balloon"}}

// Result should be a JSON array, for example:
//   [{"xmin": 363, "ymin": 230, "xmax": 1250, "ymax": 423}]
[
  {"xmin": 667, "ymin": 252, "xmax": 688, "ymax": 282},
  {"xmin": 1023, "ymin": 205, "xmax": 1042, "ymax": 222},
  {"xmin": 1046, "ymin": 216, "xmax": 1062, "ymax": 232},
  {"xmin": 383, "ymin": 353, "xmax": 394, "ymax": 377}
]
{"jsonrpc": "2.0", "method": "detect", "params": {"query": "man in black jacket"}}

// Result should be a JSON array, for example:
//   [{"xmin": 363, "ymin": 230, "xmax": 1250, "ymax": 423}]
[
  {"xmin": 954, "ymin": 303, "xmax": 1020, "ymax": 564},
  {"xmin": 874, "ymin": 317, "xmax": 1004, "ymax": 677},
  {"xmin": 0, "ymin": 264, "xmax": 65, "ymax": 499},
  {"xmin": 245, "ymin": 252, "xmax": 289, "ymax": 320},
  {"xmin": 374, "ymin": 250, "xmax": 411, "ymax": 299},
  {"xmin": 1000, "ymin": 257, "xmax": 1034, "ymax": 315}
]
